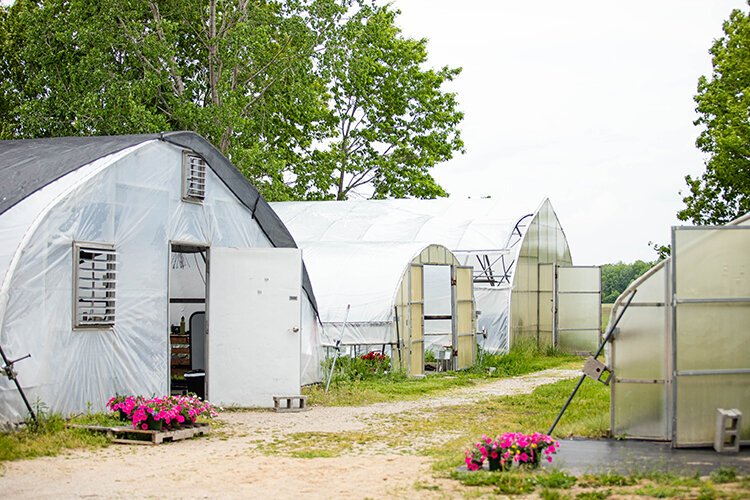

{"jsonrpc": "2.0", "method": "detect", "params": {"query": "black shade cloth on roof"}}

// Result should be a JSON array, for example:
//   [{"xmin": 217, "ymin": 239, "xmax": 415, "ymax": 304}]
[{"xmin": 0, "ymin": 131, "xmax": 317, "ymax": 312}]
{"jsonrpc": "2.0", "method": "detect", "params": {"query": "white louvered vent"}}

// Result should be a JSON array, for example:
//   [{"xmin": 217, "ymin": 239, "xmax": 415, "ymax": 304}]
[
  {"xmin": 182, "ymin": 152, "xmax": 207, "ymax": 202},
  {"xmin": 75, "ymin": 244, "xmax": 117, "ymax": 328}
]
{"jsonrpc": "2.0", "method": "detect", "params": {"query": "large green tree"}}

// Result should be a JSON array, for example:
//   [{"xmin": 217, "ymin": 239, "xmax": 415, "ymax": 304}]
[
  {"xmin": 0, "ymin": 0, "xmax": 463, "ymax": 201},
  {"xmin": 679, "ymin": 3, "xmax": 750, "ymax": 224},
  {"xmin": 291, "ymin": 3, "xmax": 464, "ymax": 200}
]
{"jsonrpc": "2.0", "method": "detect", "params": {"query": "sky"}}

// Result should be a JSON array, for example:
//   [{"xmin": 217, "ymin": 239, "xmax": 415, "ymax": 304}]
[{"xmin": 386, "ymin": 0, "xmax": 747, "ymax": 265}]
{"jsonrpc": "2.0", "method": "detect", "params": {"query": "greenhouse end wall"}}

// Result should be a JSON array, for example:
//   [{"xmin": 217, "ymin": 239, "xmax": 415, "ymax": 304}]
[{"xmin": 510, "ymin": 200, "xmax": 572, "ymax": 350}]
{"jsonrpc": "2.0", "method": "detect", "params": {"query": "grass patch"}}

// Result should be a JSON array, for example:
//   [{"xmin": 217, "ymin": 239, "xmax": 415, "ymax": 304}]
[
  {"xmin": 579, "ymin": 472, "xmax": 636, "ymax": 487},
  {"xmin": 633, "ymin": 482, "xmax": 685, "ymax": 498},
  {"xmin": 535, "ymin": 470, "xmax": 577, "ymax": 489},
  {"xmin": 575, "ymin": 491, "xmax": 611, "ymax": 500},
  {"xmin": 451, "ymin": 470, "xmax": 537, "ymax": 495},
  {"xmin": 710, "ymin": 466, "xmax": 738, "ymax": 484},
  {"xmin": 0, "ymin": 412, "xmax": 110, "ymax": 462}
]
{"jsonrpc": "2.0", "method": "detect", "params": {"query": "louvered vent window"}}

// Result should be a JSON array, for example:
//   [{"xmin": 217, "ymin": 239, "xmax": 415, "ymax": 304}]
[
  {"xmin": 74, "ymin": 244, "xmax": 117, "ymax": 328},
  {"xmin": 182, "ymin": 152, "xmax": 206, "ymax": 202}
]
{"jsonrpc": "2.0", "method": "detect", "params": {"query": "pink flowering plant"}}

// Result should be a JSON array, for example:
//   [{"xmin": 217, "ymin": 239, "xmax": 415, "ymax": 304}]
[
  {"xmin": 464, "ymin": 432, "xmax": 559, "ymax": 472},
  {"xmin": 106, "ymin": 394, "xmax": 219, "ymax": 431}
]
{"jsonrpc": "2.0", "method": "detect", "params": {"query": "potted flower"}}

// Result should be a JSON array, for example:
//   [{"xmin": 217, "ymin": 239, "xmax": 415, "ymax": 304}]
[{"xmin": 465, "ymin": 432, "xmax": 559, "ymax": 472}]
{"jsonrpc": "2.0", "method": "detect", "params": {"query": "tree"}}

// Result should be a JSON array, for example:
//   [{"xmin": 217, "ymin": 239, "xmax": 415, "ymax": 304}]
[
  {"xmin": 0, "ymin": 0, "xmax": 464, "ymax": 201},
  {"xmin": 601, "ymin": 260, "xmax": 653, "ymax": 303},
  {"xmin": 679, "ymin": 3, "xmax": 750, "ymax": 224},
  {"xmin": 290, "ymin": 3, "xmax": 464, "ymax": 200}
]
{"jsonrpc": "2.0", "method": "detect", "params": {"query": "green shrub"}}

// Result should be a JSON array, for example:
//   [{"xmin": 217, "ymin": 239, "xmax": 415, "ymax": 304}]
[{"xmin": 321, "ymin": 352, "xmax": 397, "ymax": 385}]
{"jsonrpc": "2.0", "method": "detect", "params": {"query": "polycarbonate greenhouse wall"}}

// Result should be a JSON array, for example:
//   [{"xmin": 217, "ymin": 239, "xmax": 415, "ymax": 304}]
[
  {"xmin": 510, "ymin": 200, "xmax": 573, "ymax": 349},
  {"xmin": 610, "ymin": 215, "xmax": 750, "ymax": 447}
]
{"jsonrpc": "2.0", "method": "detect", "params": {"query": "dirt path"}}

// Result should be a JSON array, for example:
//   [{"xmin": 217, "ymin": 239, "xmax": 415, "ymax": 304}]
[{"xmin": 0, "ymin": 369, "xmax": 578, "ymax": 499}]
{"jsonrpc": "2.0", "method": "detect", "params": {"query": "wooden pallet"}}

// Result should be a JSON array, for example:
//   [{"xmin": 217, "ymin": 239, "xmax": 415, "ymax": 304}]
[{"xmin": 68, "ymin": 423, "xmax": 210, "ymax": 445}]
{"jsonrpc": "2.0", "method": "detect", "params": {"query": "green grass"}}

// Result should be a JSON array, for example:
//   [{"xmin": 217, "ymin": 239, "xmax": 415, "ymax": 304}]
[{"xmin": 0, "ymin": 412, "xmax": 110, "ymax": 462}]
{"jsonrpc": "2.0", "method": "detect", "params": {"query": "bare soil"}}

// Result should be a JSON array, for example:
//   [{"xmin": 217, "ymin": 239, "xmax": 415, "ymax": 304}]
[{"xmin": 0, "ymin": 369, "xmax": 579, "ymax": 499}]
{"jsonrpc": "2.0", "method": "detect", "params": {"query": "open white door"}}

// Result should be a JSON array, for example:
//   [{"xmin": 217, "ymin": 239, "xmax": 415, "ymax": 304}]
[{"xmin": 207, "ymin": 247, "xmax": 302, "ymax": 407}]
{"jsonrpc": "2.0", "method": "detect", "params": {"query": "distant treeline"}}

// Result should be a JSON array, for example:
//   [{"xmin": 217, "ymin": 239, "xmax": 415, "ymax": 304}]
[{"xmin": 601, "ymin": 261, "xmax": 654, "ymax": 303}]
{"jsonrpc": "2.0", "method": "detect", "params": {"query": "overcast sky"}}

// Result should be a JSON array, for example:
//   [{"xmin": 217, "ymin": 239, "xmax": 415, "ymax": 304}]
[{"xmin": 387, "ymin": 0, "xmax": 746, "ymax": 265}]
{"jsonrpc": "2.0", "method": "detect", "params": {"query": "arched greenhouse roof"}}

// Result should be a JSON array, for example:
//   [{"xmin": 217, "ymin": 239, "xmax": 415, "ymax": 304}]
[{"xmin": 271, "ymin": 198, "xmax": 539, "ymax": 251}]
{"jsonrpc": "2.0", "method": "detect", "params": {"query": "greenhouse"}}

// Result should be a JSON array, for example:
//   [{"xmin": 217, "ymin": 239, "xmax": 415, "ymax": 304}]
[
  {"xmin": 272, "ymin": 198, "xmax": 600, "ymax": 356},
  {"xmin": 0, "ymin": 132, "xmax": 320, "ymax": 422},
  {"xmin": 300, "ymin": 242, "xmax": 475, "ymax": 376},
  {"xmin": 608, "ymin": 214, "xmax": 750, "ymax": 447}
]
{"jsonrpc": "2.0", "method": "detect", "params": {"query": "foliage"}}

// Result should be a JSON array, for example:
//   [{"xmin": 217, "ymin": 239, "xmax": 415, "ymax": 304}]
[
  {"xmin": 535, "ymin": 470, "xmax": 577, "ymax": 489},
  {"xmin": 710, "ymin": 466, "xmax": 737, "ymax": 484},
  {"xmin": 648, "ymin": 241, "xmax": 671, "ymax": 261},
  {"xmin": 471, "ymin": 343, "xmax": 577, "ymax": 377},
  {"xmin": 321, "ymin": 351, "xmax": 394, "ymax": 387},
  {"xmin": 0, "ymin": 406, "xmax": 109, "ymax": 462},
  {"xmin": 296, "ymin": 2, "xmax": 464, "ymax": 200},
  {"xmin": 0, "ymin": 0, "xmax": 463, "ymax": 201},
  {"xmin": 600, "ymin": 260, "xmax": 653, "ymax": 303},
  {"xmin": 679, "ymin": 4, "xmax": 750, "ymax": 224},
  {"xmin": 450, "ymin": 470, "xmax": 536, "ymax": 495}
]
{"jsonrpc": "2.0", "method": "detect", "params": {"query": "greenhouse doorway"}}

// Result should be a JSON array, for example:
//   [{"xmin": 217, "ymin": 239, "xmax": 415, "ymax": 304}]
[
  {"xmin": 423, "ymin": 265, "xmax": 453, "ymax": 370},
  {"xmin": 168, "ymin": 243, "xmax": 208, "ymax": 396}
]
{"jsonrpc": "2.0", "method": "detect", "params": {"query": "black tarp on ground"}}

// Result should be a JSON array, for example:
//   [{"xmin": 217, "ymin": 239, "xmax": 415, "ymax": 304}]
[{"xmin": 546, "ymin": 439, "xmax": 750, "ymax": 476}]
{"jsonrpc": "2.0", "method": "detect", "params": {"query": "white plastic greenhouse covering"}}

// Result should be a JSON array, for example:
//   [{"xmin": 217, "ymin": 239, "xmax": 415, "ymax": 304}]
[
  {"xmin": 301, "ymin": 241, "xmax": 454, "ymax": 347},
  {"xmin": 0, "ymin": 137, "xmax": 321, "ymax": 421}
]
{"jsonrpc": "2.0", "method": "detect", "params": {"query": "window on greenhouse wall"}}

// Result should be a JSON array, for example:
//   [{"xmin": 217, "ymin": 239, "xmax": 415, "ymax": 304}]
[
  {"xmin": 74, "ymin": 243, "xmax": 117, "ymax": 328},
  {"xmin": 182, "ymin": 152, "xmax": 206, "ymax": 202}
]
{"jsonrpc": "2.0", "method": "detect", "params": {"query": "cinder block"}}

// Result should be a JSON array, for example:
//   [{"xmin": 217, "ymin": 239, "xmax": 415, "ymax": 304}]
[{"xmin": 714, "ymin": 408, "xmax": 742, "ymax": 453}]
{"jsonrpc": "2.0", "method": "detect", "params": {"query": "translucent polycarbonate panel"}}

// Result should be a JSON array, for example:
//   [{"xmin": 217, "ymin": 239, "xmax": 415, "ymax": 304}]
[
  {"xmin": 425, "ymin": 319, "xmax": 452, "ymax": 335},
  {"xmin": 612, "ymin": 305, "xmax": 667, "ymax": 379},
  {"xmin": 423, "ymin": 265, "xmax": 451, "ymax": 316},
  {"xmin": 674, "ymin": 227, "xmax": 750, "ymax": 299},
  {"xmin": 557, "ymin": 266, "xmax": 600, "ymax": 293},
  {"xmin": 676, "ymin": 303, "xmax": 750, "ymax": 371},
  {"xmin": 410, "ymin": 265, "xmax": 423, "ymax": 301},
  {"xmin": 613, "ymin": 383, "xmax": 668, "ymax": 440},
  {"xmin": 629, "ymin": 262, "xmax": 668, "ymax": 303},
  {"xmin": 557, "ymin": 294, "xmax": 601, "ymax": 330},
  {"xmin": 538, "ymin": 263, "xmax": 554, "ymax": 292},
  {"xmin": 409, "ymin": 264, "xmax": 424, "ymax": 376},
  {"xmin": 410, "ymin": 302, "xmax": 424, "ymax": 375},
  {"xmin": 456, "ymin": 266, "xmax": 475, "ymax": 369},
  {"xmin": 675, "ymin": 374, "xmax": 750, "ymax": 446},
  {"xmin": 538, "ymin": 291, "xmax": 553, "ymax": 338},
  {"xmin": 557, "ymin": 330, "xmax": 598, "ymax": 353}
]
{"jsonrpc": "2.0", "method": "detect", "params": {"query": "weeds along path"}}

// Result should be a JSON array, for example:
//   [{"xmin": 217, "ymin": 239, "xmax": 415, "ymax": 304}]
[{"xmin": 0, "ymin": 368, "xmax": 579, "ymax": 499}]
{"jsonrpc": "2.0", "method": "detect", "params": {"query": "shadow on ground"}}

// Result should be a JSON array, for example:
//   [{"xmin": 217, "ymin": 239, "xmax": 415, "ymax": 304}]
[{"xmin": 548, "ymin": 438, "xmax": 750, "ymax": 475}]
